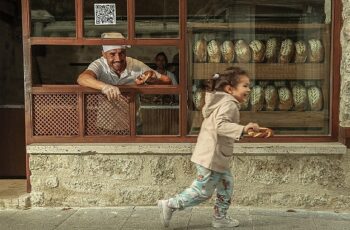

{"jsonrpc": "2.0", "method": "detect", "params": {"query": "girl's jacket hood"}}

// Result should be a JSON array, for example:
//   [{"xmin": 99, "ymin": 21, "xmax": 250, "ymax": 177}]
[{"xmin": 202, "ymin": 91, "xmax": 241, "ymax": 118}]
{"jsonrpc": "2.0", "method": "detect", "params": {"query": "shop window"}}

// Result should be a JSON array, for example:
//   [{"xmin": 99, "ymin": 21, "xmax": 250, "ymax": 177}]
[
  {"xmin": 187, "ymin": 0, "xmax": 331, "ymax": 135},
  {"xmin": 30, "ymin": 0, "xmax": 76, "ymax": 37},
  {"xmin": 135, "ymin": 0, "xmax": 179, "ymax": 38},
  {"xmin": 23, "ymin": 0, "xmax": 338, "ymax": 143}
]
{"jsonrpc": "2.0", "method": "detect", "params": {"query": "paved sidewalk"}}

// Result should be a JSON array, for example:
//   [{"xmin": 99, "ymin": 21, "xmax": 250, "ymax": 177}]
[{"xmin": 0, "ymin": 206, "xmax": 350, "ymax": 230}]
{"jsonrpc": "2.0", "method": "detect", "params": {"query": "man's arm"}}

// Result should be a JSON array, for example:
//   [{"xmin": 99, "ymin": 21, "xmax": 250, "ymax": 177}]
[
  {"xmin": 77, "ymin": 70, "xmax": 107, "ymax": 90},
  {"xmin": 77, "ymin": 70, "xmax": 121, "ymax": 101},
  {"xmin": 135, "ymin": 71, "xmax": 172, "ymax": 85}
]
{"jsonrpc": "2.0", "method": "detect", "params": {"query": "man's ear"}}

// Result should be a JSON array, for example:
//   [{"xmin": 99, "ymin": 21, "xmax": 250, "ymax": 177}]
[{"xmin": 102, "ymin": 51, "xmax": 106, "ymax": 58}]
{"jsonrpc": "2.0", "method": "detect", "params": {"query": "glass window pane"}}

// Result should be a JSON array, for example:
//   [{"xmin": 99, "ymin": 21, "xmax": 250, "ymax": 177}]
[
  {"xmin": 137, "ymin": 94, "xmax": 179, "ymax": 135},
  {"xmin": 30, "ymin": 0, "xmax": 75, "ymax": 37},
  {"xmin": 135, "ymin": 0, "xmax": 179, "ymax": 38},
  {"xmin": 84, "ymin": 0, "xmax": 128, "ymax": 38},
  {"xmin": 187, "ymin": 0, "xmax": 331, "ymax": 136}
]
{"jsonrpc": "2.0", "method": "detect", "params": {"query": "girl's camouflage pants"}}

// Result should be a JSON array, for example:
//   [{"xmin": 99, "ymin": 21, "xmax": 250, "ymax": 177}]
[{"xmin": 168, "ymin": 164, "xmax": 233, "ymax": 218}]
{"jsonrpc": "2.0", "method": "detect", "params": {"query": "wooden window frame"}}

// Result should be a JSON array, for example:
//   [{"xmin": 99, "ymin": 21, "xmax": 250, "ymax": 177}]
[{"xmin": 21, "ymin": 0, "xmax": 342, "ymax": 144}]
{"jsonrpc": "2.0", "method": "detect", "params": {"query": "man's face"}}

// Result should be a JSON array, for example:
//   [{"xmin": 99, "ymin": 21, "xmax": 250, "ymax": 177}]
[{"xmin": 102, "ymin": 48, "xmax": 127, "ymax": 74}]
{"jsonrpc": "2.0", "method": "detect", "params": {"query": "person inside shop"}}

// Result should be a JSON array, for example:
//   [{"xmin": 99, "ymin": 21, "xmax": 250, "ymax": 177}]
[
  {"xmin": 154, "ymin": 52, "xmax": 178, "ymax": 85},
  {"xmin": 77, "ymin": 32, "xmax": 172, "ymax": 101}
]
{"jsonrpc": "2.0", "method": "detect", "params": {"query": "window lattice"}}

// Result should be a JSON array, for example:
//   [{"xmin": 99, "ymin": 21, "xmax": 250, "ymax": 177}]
[
  {"xmin": 84, "ymin": 94, "xmax": 130, "ymax": 136},
  {"xmin": 32, "ymin": 94, "xmax": 79, "ymax": 136}
]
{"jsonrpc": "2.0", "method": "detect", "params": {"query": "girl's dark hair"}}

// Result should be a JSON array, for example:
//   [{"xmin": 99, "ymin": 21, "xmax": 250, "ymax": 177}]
[{"xmin": 206, "ymin": 67, "xmax": 248, "ymax": 92}]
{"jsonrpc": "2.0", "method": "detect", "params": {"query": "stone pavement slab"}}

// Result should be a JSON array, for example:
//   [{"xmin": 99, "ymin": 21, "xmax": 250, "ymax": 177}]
[
  {"xmin": 0, "ymin": 208, "xmax": 76, "ymax": 230},
  {"xmin": 0, "ymin": 206, "xmax": 349, "ymax": 230},
  {"xmin": 55, "ymin": 207, "xmax": 133, "ymax": 230},
  {"xmin": 312, "ymin": 218, "xmax": 350, "ymax": 230},
  {"xmin": 251, "ymin": 215, "xmax": 315, "ymax": 230}
]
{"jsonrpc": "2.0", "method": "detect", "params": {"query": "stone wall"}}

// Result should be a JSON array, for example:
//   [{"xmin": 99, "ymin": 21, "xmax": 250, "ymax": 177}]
[
  {"xmin": 341, "ymin": 0, "xmax": 350, "ymax": 126},
  {"xmin": 27, "ymin": 143, "xmax": 349, "ymax": 211}
]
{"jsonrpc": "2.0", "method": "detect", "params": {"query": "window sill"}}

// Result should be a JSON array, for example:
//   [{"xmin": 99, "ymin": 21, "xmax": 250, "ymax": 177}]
[{"xmin": 27, "ymin": 142, "xmax": 347, "ymax": 156}]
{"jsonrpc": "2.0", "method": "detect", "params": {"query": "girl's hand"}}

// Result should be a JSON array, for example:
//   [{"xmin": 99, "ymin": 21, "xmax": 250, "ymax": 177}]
[{"xmin": 243, "ymin": 122, "xmax": 260, "ymax": 133}]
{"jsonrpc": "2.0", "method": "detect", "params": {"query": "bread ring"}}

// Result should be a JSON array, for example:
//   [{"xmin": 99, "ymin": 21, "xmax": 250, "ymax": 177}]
[
  {"xmin": 136, "ymin": 70, "xmax": 157, "ymax": 84},
  {"xmin": 247, "ymin": 127, "xmax": 273, "ymax": 138}
]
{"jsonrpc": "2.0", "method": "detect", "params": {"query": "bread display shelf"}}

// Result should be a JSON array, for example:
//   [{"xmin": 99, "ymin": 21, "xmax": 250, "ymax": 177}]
[
  {"xmin": 190, "ymin": 111, "xmax": 327, "ymax": 129},
  {"xmin": 187, "ymin": 22, "xmax": 329, "ymax": 31},
  {"xmin": 192, "ymin": 63, "xmax": 325, "ymax": 80}
]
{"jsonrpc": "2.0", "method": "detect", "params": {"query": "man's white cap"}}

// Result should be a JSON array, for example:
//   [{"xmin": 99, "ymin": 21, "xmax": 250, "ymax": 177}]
[{"xmin": 101, "ymin": 32, "xmax": 131, "ymax": 52}]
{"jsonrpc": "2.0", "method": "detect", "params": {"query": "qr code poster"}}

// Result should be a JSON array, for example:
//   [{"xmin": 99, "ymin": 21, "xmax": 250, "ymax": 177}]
[{"xmin": 94, "ymin": 3, "xmax": 116, "ymax": 25}]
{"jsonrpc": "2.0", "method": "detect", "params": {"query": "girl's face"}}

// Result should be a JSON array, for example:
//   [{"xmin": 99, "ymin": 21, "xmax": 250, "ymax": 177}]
[{"xmin": 225, "ymin": 75, "xmax": 251, "ymax": 103}]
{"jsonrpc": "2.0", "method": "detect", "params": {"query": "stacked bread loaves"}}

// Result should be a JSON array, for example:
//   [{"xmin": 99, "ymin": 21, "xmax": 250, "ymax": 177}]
[
  {"xmin": 307, "ymin": 86, "xmax": 323, "ymax": 110},
  {"xmin": 292, "ymin": 84, "xmax": 308, "ymax": 111},
  {"xmin": 235, "ymin": 39, "xmax": 251, "ymax": 63},
  {"xmin": 279, "ymin": 39, "xmax": 295, "ymax": 64},
  {"xmin": 278, "ymin": 87, "xmax": 293, "ymax": 111},
  {"xmin": 193, "ymin": 38, "xmax": 207, "ymax": 63},
  {"xmin": 264, "ymin": 85, "xmax": 278, "ymax": 111},
  {"xmin": 249, "ymin": 40, "xmax": 265, "ymax": 63},
  {"xmin": 220, "ymin": 40, "xmax": 235, "ymax": 63},
  {"xmin": 265, "ymin": 38, "xmax": 279, "ymax": 63},
  {"xmin": 294, "ymin": 40, "xmax": 308, "ymax": 63},
  {"xmin": 308, "ymin": 39, "xmax": 324, "ymax": 63},
  {"xmin": 250, "ymin": 85, "xmax": 264, "ymax": 111},
  {"xmin": 207, "ymin": 39, "xmax": 221, "ymax": 63}
]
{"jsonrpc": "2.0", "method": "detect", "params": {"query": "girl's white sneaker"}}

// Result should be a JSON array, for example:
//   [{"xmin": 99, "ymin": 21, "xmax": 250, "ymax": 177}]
[
  {"xmin": 212, "ymin": 216, "xmax": 240, "ymax": 228},
  {"xmin": 158, "ymin": 200, "xmax": 174, "ymax": 227}
]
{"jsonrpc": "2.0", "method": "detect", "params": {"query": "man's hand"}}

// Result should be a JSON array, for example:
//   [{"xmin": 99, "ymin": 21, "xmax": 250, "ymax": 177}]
[
  {"xmin": 101, "ymin": 85, "xmax": 121, "ymax": 101},
  {"xmin": 135, "ymin": 70, "xmax": 159, "ymax": 85}
]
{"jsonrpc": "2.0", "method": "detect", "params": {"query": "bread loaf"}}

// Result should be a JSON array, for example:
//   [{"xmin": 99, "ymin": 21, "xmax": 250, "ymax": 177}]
[
  {"xmin": 292, "ymin": 84, "xmax": 308, "ymax": 111},
  {"xmin": 308, "ymin": 39, "xmax": 324, "ymax": 63},
  {"xmin": 193, "ymin": 89, "xmax": 206, "ymax": 111},
  {"xmin": 207, "ymin": 39, "xmax": 221, "ymax": 63},
  {"xmin": 294, "ymin": 40, "xmax": 308, "ymax": 63},
  {"xmin": 307, "ymin": 86, "xmax": 323, "ymax": 111},
  {"xmin": 250, "ymin": 85, "xmax": 264, "ymax": 111},
  {"xmin": 249, "ymin": 40, "xmax": 265, "ymax": 63},
  {"xmin": 235, "ymin": 39, "xmax": 251, "ymax": 63},
  {"xmin": 247, "ymin": 127, "xmax": 273, "ymax": 138},
  {"xmin": 278, "ymin": 87, "xmax": 293, "ymax": 111},
  {"xmin": 220, "ymin": 40, "xmax": 235, "ymax": 63},
  {"xmin": 279, "ymin": 39, "xmax": 294, "ymax": 64},
  {"xmin": 193, "ymin": 38, "xmax": 207, "ymax": 63},
  {"xmin": 265, "ymin": 38, "xmax": 279, "ymax": 63},
  {"xmin": 264, "ymin": 85, "xmax": 278, "ymax": 111}
]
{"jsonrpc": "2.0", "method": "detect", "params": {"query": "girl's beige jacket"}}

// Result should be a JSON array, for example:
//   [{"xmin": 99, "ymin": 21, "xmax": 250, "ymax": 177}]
[{"xmin": 191, "ymin": 91, "xmax": 245, "ymax": 173}]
